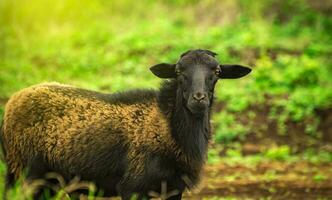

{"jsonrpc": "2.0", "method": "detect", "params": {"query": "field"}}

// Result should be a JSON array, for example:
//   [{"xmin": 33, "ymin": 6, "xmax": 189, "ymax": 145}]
[{"xmin": 0, "ymin": 0, "xmax": 332, "ymax": 199}]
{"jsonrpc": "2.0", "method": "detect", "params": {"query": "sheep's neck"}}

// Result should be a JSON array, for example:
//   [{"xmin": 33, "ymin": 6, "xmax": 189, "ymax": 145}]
[
  {"xmin": 158, "ymin": 80, "xmax": 211, "ymax": 161},
  {"xmin": 173, "ymin": 103, "xmax": 210, "ymax": 161}
]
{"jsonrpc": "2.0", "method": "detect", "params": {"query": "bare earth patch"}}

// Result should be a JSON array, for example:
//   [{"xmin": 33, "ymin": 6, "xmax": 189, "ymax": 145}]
[{"xmin": 185, "ymin": 161, "xmax": 332, "ymax": 199}]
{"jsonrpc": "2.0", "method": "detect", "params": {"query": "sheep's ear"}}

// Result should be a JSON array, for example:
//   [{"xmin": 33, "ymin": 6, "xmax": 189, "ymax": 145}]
[
  {"xmin": 150, "ymin": 63, "xmax": 176, "ymax": 78},
  {"xmin": 219, "ymin": 64, "xmax": 251, "ymax": 79}
]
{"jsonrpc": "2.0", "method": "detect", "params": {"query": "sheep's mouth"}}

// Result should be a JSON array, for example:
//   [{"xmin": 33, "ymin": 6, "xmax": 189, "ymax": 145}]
[{"xmin": 186, "ymin": 102, "xmax": 208, "ymax": 115}]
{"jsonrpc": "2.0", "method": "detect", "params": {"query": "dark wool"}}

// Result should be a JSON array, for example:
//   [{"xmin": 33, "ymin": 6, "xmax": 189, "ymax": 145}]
[{"xmin": 158, "ymin": 80, "xmax": 211, "ymax": 161}]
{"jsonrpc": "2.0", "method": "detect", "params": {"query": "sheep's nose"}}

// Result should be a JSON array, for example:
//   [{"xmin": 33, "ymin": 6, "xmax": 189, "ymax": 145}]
[{"xmin": 193, "ymin": 92, "xmax": 207, "ymax": 102}]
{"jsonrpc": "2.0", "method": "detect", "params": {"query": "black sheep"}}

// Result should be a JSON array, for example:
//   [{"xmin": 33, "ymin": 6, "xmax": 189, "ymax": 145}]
[{"xmin": 0, "ymin": 49, "xmax": 251, "ymax": 199}]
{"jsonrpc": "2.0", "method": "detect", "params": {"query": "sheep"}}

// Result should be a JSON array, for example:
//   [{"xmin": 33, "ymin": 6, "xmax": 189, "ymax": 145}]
[{"xmin": 0, "ymin": 49, "xmax": 251, "ymax": 200}]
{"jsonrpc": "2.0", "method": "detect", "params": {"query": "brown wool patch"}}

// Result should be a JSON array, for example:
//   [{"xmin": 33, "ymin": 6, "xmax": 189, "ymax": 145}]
[{"xmin": 2, "ymin": 83, "xmax": 186, "ymax": 178}]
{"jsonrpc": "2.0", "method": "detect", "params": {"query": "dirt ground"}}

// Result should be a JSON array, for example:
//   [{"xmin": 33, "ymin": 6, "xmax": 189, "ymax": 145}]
[{"xmin": 184, "ymin": 161, "xmax": 332, "ymax": 200}]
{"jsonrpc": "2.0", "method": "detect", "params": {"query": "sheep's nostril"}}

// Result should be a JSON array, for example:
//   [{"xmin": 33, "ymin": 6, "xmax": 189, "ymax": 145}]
[{"xmin": 193, "ymin": 93, "xmax": 206, "ymax": 101}]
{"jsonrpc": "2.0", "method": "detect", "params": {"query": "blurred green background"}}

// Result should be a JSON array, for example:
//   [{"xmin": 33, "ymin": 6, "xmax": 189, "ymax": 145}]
[{"xmin": 0, "ymin": 0, "xmax": 332, "ymax": 199}]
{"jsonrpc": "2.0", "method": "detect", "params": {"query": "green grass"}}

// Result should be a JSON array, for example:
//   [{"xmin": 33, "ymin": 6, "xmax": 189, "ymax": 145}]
[{"xmin": 207, "ymin": 145, "xmax": 332, "ymax": 166}]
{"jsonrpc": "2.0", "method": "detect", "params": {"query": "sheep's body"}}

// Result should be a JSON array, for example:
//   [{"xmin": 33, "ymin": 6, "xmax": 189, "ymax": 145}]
[
  {"xmin": 1, "ymin": 49, "xmax": 251, "ymax": 199},
  {"xmin": 1, "ymin": 82, "xmax": 202, "ymax": 198}
]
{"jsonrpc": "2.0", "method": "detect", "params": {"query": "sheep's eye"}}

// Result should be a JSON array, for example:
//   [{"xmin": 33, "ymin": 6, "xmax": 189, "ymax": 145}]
[{"xmin": 215, "ymin": 68, "xmax": 221, "ymax": 76}]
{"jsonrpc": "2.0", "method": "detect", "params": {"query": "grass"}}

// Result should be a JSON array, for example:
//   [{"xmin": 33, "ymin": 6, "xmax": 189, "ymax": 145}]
[
  {"xmin": 207, "ymin": 145, "xmax": 332, "ymax": 166},
  {"xmin": 0, "ymin": 0, "xmax": 332, "ymax": 199}
]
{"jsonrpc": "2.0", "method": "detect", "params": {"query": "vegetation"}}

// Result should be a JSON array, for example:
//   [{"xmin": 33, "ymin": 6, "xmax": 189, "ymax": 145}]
[{"xmin": 0, "ymin": 0, "xmax": 331, "ymax": 199}]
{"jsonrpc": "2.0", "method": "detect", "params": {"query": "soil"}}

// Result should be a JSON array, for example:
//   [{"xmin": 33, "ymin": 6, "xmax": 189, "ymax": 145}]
[{"xmin": 184, "ymin": 162, "xmax": 332, "ymax": 199}]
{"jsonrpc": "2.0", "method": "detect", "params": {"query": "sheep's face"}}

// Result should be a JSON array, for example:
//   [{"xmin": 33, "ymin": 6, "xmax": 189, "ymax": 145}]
[{"xmin": 150, "ymin": 49, "xmax": 251, "ymax": 115}]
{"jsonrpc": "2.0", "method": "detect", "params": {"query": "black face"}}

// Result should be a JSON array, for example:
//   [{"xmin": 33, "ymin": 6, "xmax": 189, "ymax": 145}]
[
  {"xmin": 150, "ymin": 49, "xmax": 251, "ymax": 115},
  {"xmin": 175, "ymin": 52, "xmax": 219, "ymax": 114}
]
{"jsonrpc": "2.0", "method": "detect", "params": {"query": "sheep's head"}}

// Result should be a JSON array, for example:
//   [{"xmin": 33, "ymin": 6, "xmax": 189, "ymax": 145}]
[{"xmin": 150, "ymin": 49, "xmax": 251, "ymax": 115}]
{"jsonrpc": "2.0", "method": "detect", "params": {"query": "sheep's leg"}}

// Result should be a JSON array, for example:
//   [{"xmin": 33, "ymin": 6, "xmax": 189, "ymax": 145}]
[
  {"xmin": 25, "ymin": 156, "xmax": 51, "ymax": 200},
  {"xmin": 117, "ymin": 174, "xmax": 143, "ymax": 200},
  {"xmin": 3, "ymin": 171, "xmax": 15, "ymax": 200},
  {"xmin": 117, "ymin": 183, "xmax": 133, "ymax": 200},
  {"xmin": 119, "ymin": 192, "xmax": 134, "ymax": 200},
  {"xmin": 167, "ymin": 192, "xmax": 182, "ymax": 200},
  {"xmin": 165, "ymin": 178, "xmax": 185, "ymax": 200},
  {"xmin": 118, "ymin": 187, "xmax": 143, "ymax": 200}
]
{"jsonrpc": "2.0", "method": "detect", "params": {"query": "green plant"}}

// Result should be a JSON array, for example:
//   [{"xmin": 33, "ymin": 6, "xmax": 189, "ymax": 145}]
[
  {"xmin": 313, "ymin": 174, "xmax": 327, "ymax": 182},
  {"xmin": 264, "ymin": 145, "xmax": 291, "ymax": 161},
  {"xmin": 213, "ymin": 111, "xmax": 248, "ymax": 143}
]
